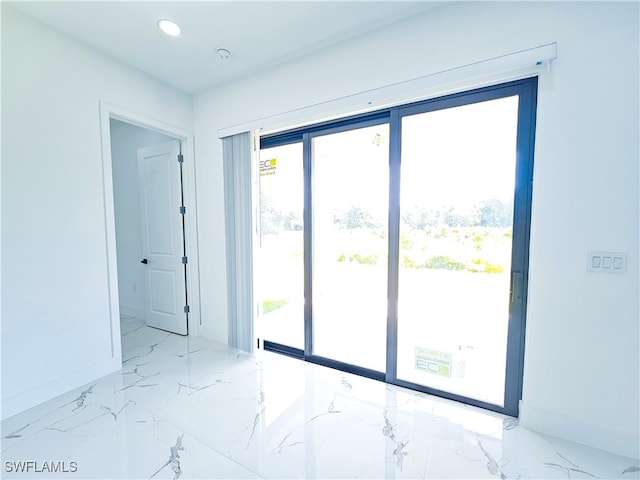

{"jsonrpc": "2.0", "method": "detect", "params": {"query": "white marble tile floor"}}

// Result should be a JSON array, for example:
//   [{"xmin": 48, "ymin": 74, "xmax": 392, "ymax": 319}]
[{"xmin": 2, "ymin": 316, "xmax": 638, "ymax": 479}]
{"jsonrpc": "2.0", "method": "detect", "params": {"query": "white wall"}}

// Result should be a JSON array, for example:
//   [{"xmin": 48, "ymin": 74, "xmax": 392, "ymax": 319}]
[
  {"xmin": 1, "ymin": 6, "xmax": 192, "ymax": 419},
  {"xmin": 2, "ymin": 0, "xmax": 637, "ymax": 460},
  {"xmin": 110, "ymin": 120, "xmax": 173, "ymax": 318},
  {"xmin": 193, "ymin": 2, "xmax": 639, "ymax": 458}
]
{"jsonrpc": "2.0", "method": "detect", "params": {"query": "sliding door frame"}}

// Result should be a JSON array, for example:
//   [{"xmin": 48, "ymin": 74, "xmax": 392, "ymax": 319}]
[
  {"xmin": 305, "ymin": 116, "xmax": 391, "ymax": 382},
  {"xmin": 259, "ymin": 77, "xmax": 537, "ymax": 417},
  {"xmin": 388, "ymin": 78, "xmax": 537, "ymax": 416}
]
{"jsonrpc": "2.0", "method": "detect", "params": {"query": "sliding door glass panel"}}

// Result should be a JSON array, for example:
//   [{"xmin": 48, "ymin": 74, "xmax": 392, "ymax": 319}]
[
  {"xmin": 257, "ymin": 142, "xmax": 304, "ymax": 350},
  {"xmin": 311, "ymin": 124, "xmax": 389, "ymax": 372},
  {"xmin": 397, "ymin": 96, "xmax": 519, "ymax": 406}
]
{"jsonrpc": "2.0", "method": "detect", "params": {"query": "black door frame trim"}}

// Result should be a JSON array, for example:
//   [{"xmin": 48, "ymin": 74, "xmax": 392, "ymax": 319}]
[{"xmin": 259, "ymin": 77, "xmax": 538, "ymax": 417}]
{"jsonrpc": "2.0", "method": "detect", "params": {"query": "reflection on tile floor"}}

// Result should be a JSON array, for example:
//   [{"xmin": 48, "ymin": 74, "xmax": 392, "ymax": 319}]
[{"xmin": 2, "ymin": 316, "xmax": 638, "ymax": 479}]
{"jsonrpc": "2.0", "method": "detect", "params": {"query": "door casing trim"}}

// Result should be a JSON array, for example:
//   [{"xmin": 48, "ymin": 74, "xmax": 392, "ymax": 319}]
[{"xmin": 99, "ymin": 102, "xmax": 201, "ymax": 360}]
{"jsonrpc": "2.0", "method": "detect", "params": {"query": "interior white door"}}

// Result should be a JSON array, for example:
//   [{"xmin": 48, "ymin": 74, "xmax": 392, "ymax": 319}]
[{"xmin": 137, "ymin": 140, "xmax": 187, "ymax": 335}]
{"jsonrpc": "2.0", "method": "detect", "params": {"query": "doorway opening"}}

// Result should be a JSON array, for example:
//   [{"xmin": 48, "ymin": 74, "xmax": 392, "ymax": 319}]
[
  {"xmin": 100, "ymin": 104, "xmax": 201, "ymax": 357},
  {"xmin": 254, "ymin": 78, "xmax": 537, "ymax": 416}
]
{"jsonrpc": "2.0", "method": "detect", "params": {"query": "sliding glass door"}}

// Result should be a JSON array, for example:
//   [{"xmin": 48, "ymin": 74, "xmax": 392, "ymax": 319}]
[
  {"xmin": 256, "ymin": 142, "xmax": 304, "ymax": 351},
  {"xmin": 396, "ymin": 95, "xmax": 520, "ymax": 407},
  {"xmin": 311, "ymin": 122, "xmax": 389, "ymax": 373},
  {"xmin": 257, "ymin": 78, "xmax": 537, "ymax": 415}
]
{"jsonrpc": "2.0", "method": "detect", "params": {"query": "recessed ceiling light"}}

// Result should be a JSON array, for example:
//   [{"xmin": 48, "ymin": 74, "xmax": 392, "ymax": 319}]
[
  {"xmin": 157, "ymin": 19, "xmax": 181, "ymax": 37},
  {"xmin": 216, "ymin": 48, "xmax": 232, "ymax": 59}
]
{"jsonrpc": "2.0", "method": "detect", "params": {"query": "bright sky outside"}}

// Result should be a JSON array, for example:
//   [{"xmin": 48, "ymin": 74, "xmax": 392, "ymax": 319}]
[{"xmin": 259, "ymin": 95, "xmax": 519, "ymax": 217}]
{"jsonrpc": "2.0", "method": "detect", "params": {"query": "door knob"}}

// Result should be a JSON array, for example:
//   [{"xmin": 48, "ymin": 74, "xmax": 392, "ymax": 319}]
[{"xmin": 141, "ymin": 259, "xmax": 148, "ymax": 264}]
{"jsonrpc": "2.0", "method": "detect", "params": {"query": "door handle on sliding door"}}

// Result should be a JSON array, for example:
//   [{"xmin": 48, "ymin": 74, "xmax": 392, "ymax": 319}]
[
  {"xmin": 510, "ymin": 272, "xmax": 523, "ymax": 304},
  {"xmin": 141, "ymin": 258, "xmax": 148, "ymax": 264}
]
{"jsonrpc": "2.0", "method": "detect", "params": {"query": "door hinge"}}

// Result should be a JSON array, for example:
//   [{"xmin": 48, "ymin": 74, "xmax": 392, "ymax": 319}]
[
  {"xmin": 184, "ymin": 305, "xmax": 190, "ymax": 314},
  {"xmin": 177, "ymin": 153, "xmax": 184, "ymax": 163},
  {"xmin": 182, "ymin": 256, "xmax": 188, "ymax": 265},
  {"xmin": 179, "ymin": 206, "xmax": 186, "ymax": 215}
]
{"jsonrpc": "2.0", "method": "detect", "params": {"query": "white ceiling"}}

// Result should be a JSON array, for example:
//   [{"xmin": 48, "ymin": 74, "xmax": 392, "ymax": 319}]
[{"xmin": 7, "ymin": 1, "xmax": 444, "ymax": 94}]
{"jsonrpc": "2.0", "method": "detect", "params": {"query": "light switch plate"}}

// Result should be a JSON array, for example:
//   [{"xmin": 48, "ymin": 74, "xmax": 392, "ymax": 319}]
[{"xmin": 587, "ymin": 252, "xmax": 627, "ymax": 274}]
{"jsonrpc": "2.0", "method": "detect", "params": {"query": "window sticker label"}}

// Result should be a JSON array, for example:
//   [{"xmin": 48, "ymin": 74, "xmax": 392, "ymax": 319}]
[
  {"xmin": 415, "ymin": 347, "xmax": 452, "ymax": 377},
  {"xmin": 260, "ymin": 158, "xmax": 277, "ymax": 176}
]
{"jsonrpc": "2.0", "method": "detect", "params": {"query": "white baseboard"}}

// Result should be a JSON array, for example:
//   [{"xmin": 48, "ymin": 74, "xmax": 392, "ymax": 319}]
[
  {"xmin": 519, "ymin": 401, "xmax": 640, "ymax": 460},
  {"xmin": 1, "ymin": 357, "xmax": 121, "ymax": 421},
  {"xmin": 119, "ymin": 304, "xmax": 144, "ymax": 319}
]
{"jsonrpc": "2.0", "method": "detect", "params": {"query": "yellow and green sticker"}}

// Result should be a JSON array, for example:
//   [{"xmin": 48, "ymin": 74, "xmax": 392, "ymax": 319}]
[
  {"xmin": 259, "ymin": 158, "xmax": 277, "ymax": 176},
  {"xmin": 415, "ymin": 347, "xmax": 452, "ymax": 377}
]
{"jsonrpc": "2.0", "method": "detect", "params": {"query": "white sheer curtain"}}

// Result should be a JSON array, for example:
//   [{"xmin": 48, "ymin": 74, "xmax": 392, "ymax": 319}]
[{"xmin": 222, "ymin": 131, "xmax": 256, "ymax": 353}]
